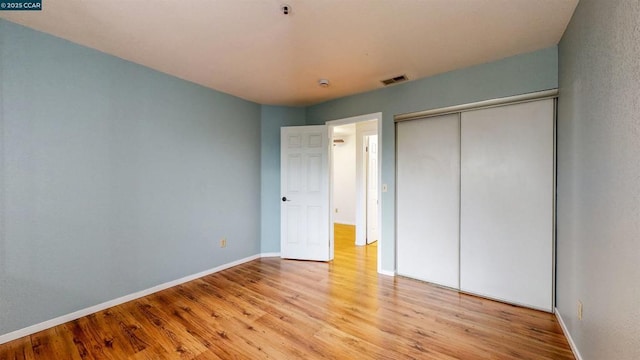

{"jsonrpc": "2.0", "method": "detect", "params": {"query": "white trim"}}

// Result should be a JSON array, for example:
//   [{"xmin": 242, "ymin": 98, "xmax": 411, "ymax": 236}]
[
  {"xmin": 377, "ymin": 269, "xmax": 396, "ymax": 277},
  {"xmin": 394, "ymin": 89, "xmax": 559, "ymax": 122},
  {"xmin": 0, "ymin": 253, "xmax": 266, "ymax": 345},
  {"xmin": 260, "ymin": 252, "xmax": 281, "ymax": 258},
  {"xmin": 555, "ymin": 307, "xmax": 583, "ymax": 360},
  {"xmin": 326, "ymin": 113, "xmax": 381, "ymax": 127}
]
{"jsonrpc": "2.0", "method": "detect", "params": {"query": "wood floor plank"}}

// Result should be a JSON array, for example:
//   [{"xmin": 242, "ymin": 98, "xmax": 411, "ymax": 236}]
[
  {"xmin": 66, "ymin": 317, "xmax": 109, "ymax": 360},
  {"xmin": 148, "ymin": 287, "xmax": 268, "ymax": 359},
  {"xmin": 0, "ymin": 223, "xmax": 574, "ymax": 359},
  {"xmin": 0, "ymin": 336, "xmax": 35, "ymax": 360}
]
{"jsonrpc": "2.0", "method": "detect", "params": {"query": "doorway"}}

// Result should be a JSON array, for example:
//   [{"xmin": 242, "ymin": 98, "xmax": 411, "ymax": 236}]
[{"xmin": 327, "ymin": 113, "xmax": 381, "ymax": 271}]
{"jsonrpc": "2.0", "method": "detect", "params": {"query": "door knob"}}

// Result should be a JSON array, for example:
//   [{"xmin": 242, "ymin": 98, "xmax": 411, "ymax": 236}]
[{"xmin": 282, "ymin": 196, "xmax": 291, "ymax": 202}]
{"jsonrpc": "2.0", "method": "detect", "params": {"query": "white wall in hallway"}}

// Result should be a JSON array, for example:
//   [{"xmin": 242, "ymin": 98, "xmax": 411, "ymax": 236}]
[{"xmin": 332, "ymin": 128, "xmax": 356, "ymax": 225}]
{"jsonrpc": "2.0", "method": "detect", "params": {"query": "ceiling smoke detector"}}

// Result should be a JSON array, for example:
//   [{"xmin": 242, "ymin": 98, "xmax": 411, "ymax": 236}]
[{"xmin": 318, "ymin": 79, "xmax": 330, "ymax": 88}]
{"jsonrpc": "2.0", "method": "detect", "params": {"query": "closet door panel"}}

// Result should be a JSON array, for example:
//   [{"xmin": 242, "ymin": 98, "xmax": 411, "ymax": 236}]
[
  {"xmin": 397, "ymin": 114, "xmax": 460, "ymax": 289},
  {"xmin": 460, "ymin": 99, "xmax": 554, "ymax": 311}
]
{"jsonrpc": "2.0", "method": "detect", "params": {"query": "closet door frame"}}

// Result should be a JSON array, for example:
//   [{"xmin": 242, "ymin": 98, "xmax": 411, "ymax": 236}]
[{"xmin": 394, "ymin": 90, "xmax": 557, "ymax": 312}]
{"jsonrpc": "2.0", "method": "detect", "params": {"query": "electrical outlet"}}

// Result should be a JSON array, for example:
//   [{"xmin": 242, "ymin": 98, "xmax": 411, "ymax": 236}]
[
  {"xmin": 220, "ymin": 238, "xmax": 227, "ymax": 248},
  {"xmin": 577, "ymin": 300, "xmax": 583, "ymax": 320}
]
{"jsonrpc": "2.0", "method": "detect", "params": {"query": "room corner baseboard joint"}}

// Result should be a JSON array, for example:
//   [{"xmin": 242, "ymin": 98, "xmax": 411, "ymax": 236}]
[{"xmin": 554, "ymin": 307, "xmax": 583, "ymax": 360}]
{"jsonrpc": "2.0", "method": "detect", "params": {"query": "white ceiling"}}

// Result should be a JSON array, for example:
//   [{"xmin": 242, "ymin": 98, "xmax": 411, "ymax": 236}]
[{"xmin": 0, "ymin": 0, "xmax": 578, "ymax": 106}]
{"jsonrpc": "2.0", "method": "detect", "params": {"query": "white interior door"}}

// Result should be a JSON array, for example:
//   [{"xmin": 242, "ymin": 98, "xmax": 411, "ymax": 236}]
[
  {"xmin": 460, "ymin": 99, "xmax": 554, "ymax": 311},
  {"xmin": 397, "ymin": 113, "xmax": 461, "ymax": 289},
  {"xmin": 366, "ymin": 135, "xmax": 379, "ymax": 244},
  {"xmin": 281, "ymin": 125, "xmax": 330, "ymax": 261}
]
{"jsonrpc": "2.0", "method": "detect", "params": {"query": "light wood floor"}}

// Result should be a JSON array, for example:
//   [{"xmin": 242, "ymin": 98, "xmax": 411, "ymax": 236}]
[{"xmin": 0, "ymin": 223, "xmax": 574, "ymax": 359}]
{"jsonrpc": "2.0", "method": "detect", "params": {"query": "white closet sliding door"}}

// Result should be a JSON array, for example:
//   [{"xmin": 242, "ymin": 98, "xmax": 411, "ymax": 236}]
[
  {"xmin": 397, "ymin": 114, "xmax": 460, "ymax": 289},
  {"xmin": 459, "ymin": 99, "xmax": 554, "ymax": 311}
]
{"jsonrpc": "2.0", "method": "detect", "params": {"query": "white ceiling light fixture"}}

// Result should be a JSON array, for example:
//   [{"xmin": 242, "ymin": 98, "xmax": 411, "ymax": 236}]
[{"xmin": 318, "ymin": 79, "xmax": 330, "ymax": 88}]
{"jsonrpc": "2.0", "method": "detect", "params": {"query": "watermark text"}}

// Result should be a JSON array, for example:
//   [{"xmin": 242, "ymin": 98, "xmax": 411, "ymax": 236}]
[{"xmin": 0, "ymin": 1, "xmax": 42, "ymax": 11}]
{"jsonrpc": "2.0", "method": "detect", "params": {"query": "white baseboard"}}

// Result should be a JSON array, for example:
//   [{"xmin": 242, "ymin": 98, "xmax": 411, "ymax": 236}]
[
  {"xmin": 555, "ymin": 307, "xmax": 583, "ymax": 360},
  {"xmin": 0, "ymin": 253, "xmax": 269, "ymax": 345},
  {"xmin": 260, "ymin": 252, "xmax": 281, "ymax": 258},
  {"xmin": 378, "ymin": 268, "xmax": 396, "ymax": 277}
]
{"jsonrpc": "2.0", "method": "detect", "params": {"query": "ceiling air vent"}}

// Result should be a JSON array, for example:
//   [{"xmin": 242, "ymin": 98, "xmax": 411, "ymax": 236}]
[{"xmin": 381, "ymin": 74, "xmax": 408, "ymax": 86}]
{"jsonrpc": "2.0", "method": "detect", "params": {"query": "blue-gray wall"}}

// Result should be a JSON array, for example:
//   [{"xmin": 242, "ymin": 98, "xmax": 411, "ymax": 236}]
[
  {"xmin": 260, "ymin": 105, "xmax": 305, "ymax": 253},
  {"xmin": 0, "ymin": 20, "xmax": 261, "ymax": 335},
  {"xmin": 304, "ymin": 47, "xmax": 559, "ymax": 272},
  {"xmin": 0, "ymin": 16, "xmax": 566, "ymax": 342},
  {"xmin": 557, "ymin": 1, "xmax": 640, "ymax": 359}
]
